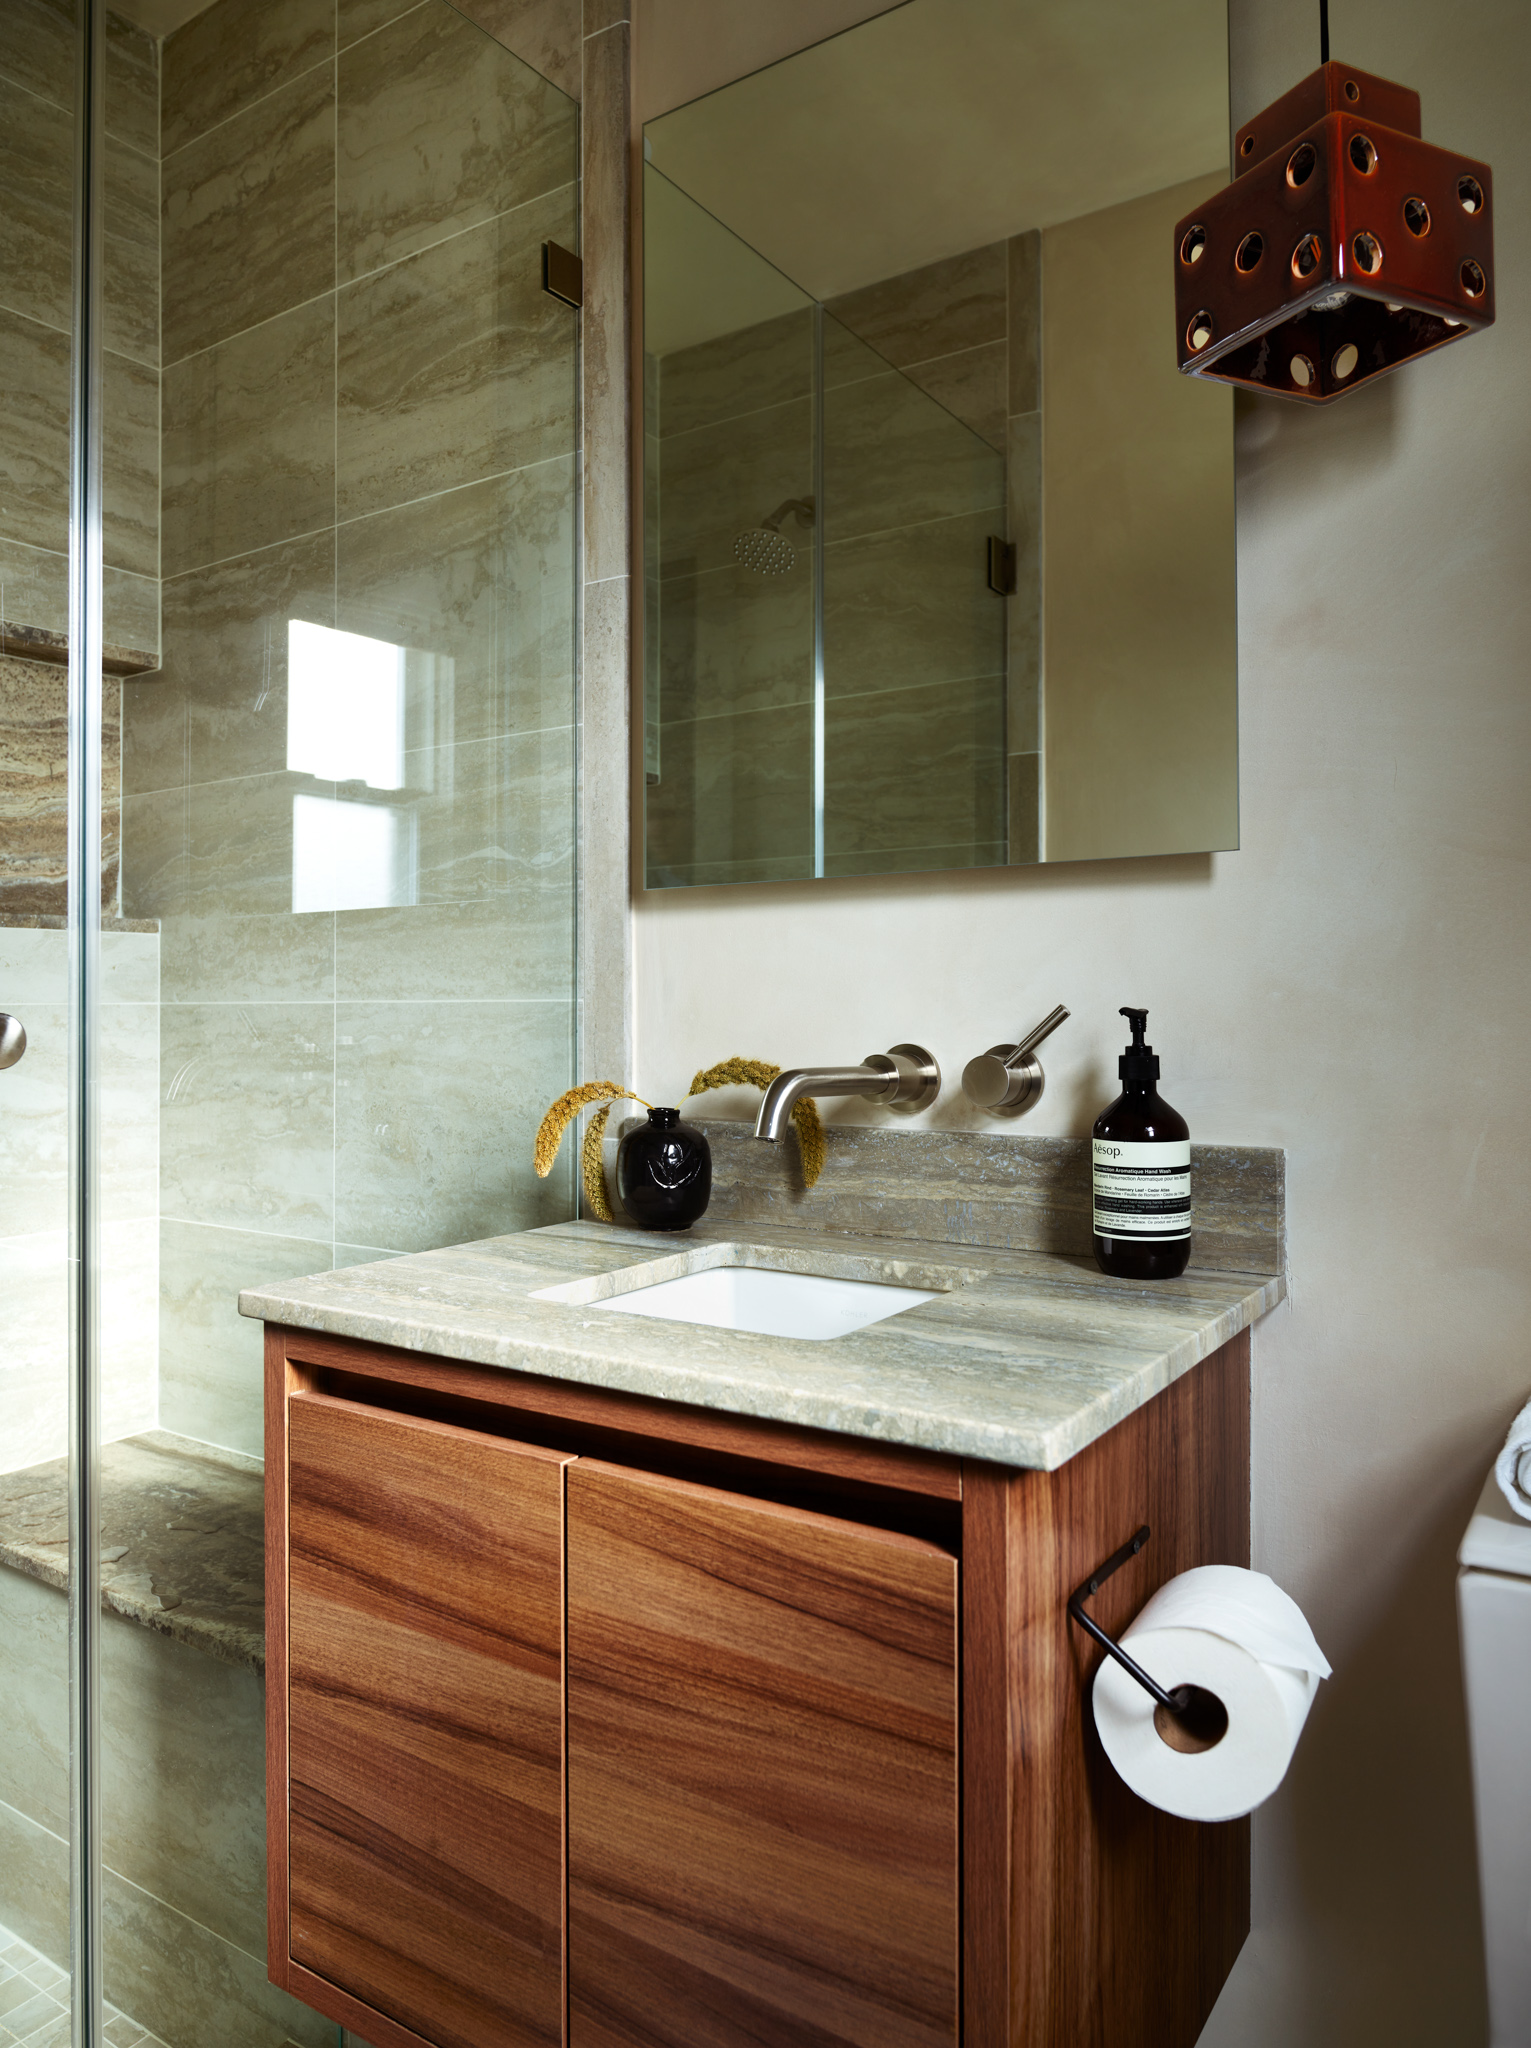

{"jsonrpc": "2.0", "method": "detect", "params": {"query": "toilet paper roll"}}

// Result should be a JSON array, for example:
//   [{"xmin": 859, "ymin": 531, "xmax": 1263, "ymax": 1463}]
[{"xmin": 1092, "ymin": 1566, "xmax": 1329, "ymax": 1823}]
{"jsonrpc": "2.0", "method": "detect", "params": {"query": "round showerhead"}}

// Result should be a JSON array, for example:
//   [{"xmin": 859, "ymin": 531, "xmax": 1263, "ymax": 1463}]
[
  {"xmin": 733, "ymin": 495, "xmax": 814, "ymax": 576},
  {"xmin": 733, "ymin": 528, "xmax": 795, "ymax": 575}
]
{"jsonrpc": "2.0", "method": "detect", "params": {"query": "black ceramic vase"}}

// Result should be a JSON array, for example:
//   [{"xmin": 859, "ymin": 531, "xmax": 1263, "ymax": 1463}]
[{"xmin": 616, "ymin": 1107, "xmax": 712, "ymax": 1230}]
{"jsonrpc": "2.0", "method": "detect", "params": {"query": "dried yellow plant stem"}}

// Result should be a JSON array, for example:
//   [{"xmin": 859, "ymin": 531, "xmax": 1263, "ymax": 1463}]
[
  {"xmin": 534, "ymin": 1080, "xmax": 652, "ymax": 1222},
  {"xmin": 687, "ymin": 1057, "xmax": 780, "ymax": 1097},
  {"xmin": 581, "ymin": 1105, "xmax": 616, "ymax": 1222},
  {"xmin": 789, "ymin": 1098, "xmax": 826, "ymax": 1186},
  {"xmin": 684, "ymin": 1059, "xmax": 826, "ymax": 1190}
]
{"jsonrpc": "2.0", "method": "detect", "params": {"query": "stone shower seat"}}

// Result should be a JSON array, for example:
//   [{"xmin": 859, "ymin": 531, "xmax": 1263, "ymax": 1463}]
[
  {"xmin": 0, "ymin": 1437, "xmax": 334, "ymax": 2048},
  {"xmin": 0, "ymin": 1432, "xmax": 263, "ymax": 1669}
]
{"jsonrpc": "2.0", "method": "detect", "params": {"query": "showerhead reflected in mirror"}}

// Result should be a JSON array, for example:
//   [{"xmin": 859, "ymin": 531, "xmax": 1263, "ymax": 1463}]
[{"xmin": 642, "ymin": 0, "xmax": 1238, "ymax": 889}]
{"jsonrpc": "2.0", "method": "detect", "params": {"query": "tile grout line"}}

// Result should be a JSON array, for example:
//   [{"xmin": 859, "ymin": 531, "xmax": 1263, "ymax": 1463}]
[
  {"xmin": 159, "ymin": 178, "xmax": 578, "ymax": 376},
  {"xmin": 653, "ymin": 671, "xmax": 1005, "ymax": 733},
  {"xmin": 162, "ymin": 0, "xmax": 450, "ymax": 170},
  {"xmin": 0, "ymin": 295, "xmax": 161, "ymax": 376},
  {"xmin": 161, "ymin": 49, "xmax": 338, "ymax": 168},
  {"xmin": 338, "ymin": 174, "xmax": 581, "ymax": 293},
  {"xmin": 0, "ymin": 66, "xmax": 158, "ymax": 167},
  {"xmin": 159, "ymin": 448, "xmax": 579, "ymax": 586},
  {"xmin": 123, "ymin": 713, "xmax": 578, "ymax": 801},
  {"xmin": 653, "ymin": 500, "xmax": 1005, "ymax": 581},
  {"xmin": 154, "ymin": 996, "xmax": 576, "ymax": 1011},
  {"xmin": 654, "ymin": 356, "xmax": 1006, "ymax": 443}
]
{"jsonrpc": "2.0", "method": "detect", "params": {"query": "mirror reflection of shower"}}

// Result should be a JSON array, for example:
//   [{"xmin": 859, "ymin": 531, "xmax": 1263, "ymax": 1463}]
[{"xmin": 734, "ymin": 496, "xmax": 815, "ymax": 575}]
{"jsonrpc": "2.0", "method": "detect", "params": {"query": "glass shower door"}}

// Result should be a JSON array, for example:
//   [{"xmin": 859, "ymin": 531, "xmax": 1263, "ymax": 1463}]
[
  {"xmin": 1, "ymin": 0, "xmax": 581, "ymax": 2040},
  {"xmin": 0, "ymin": 0, "xmax": 88, "ymax": 2038}
]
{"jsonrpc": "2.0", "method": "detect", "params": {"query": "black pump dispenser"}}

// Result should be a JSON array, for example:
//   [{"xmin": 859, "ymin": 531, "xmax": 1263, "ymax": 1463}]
[
  {"xmin": 1117, "ymin": 1008, "xmax": 1160, "ymax": 1087},
  {"xmin": 1092, "ymin": 1006, "xmax": 1191, "ymax": 1280}
]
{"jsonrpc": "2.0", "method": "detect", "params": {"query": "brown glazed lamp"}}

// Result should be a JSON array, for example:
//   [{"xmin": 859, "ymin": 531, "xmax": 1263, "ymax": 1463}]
[{"xmin": 1175, "ymin": 10, "xmax": 1494, "ymax": 405}]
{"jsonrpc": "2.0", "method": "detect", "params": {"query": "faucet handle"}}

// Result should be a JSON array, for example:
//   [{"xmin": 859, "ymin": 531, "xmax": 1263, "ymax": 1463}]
[
  {"xmin": 962, "ymin": 1006, "xmax": 1070, "ymax": 1115},
  {"xmin": 0, "ymin": 1013, "xmax": 26, "ymax": 1071},
  {"xmin": 862, "ymin": 1043, "xmax": 942, "ymax": 1113}
]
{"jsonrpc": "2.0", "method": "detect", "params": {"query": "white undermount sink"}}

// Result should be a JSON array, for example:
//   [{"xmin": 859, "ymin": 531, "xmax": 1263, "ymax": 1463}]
[
  {"xmin": 596, "ymin": 1266, "xmax": 937, "ymax": 1341},
  {"xmin": 534, "ymin": 1258, "xmax": 941, "ymax": 1341}
]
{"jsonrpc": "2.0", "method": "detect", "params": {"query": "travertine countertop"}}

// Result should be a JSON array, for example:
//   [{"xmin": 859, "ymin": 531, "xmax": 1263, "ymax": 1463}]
[{"xmin": 239, "ymin": 1217, "xmax": 1283, "ymax": 1471}]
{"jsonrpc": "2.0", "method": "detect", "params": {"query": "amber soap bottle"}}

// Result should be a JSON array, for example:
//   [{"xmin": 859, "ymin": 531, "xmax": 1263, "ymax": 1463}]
[{"xmin": 1092, "ymin": 1008, "xmax": 1191, "ymax": 1280}]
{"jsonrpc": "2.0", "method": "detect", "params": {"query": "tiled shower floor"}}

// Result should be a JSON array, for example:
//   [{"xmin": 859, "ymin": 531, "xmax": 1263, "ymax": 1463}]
[{"xmin": 0, "ymin": 1925, "xmax": 171, "ymax": 2048}]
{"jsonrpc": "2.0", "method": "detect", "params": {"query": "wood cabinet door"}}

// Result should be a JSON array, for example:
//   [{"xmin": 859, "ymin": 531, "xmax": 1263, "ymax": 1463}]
[
  {"xmin": 566, "ymin": 1461, "xmax": 959, "ymax": 2048},
  {"xmin": 285, "ymin": 1392, "xmax": 569, "ymax": 2048}
]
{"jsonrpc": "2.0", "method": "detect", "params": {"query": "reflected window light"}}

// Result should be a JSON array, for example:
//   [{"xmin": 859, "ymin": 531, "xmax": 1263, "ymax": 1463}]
[
  {"xmin": 292, "ymin": 793, "xmax": 419, "ymax": 915},
  {"xmin": 287, "ymin": 619, "xmax": 406, "ymax": 789}
]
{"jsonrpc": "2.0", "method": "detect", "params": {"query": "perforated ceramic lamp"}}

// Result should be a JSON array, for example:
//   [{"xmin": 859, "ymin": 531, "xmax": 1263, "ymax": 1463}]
[{"xmin": 1174, "ymin": 61, "xmax": 1493, "ymax": 404}]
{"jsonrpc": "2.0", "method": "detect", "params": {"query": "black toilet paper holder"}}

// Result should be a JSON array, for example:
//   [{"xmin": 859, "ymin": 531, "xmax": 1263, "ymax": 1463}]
[{"xmin": 1068, "ymin": 1524, "xmax": 1197, "ymax": 1721}]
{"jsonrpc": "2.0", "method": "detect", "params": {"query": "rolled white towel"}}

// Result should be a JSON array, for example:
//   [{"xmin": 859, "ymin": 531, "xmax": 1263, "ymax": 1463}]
[{"xmin": 1494, "ymin": 1398, "xmax": 1531, "ymax": 1523}]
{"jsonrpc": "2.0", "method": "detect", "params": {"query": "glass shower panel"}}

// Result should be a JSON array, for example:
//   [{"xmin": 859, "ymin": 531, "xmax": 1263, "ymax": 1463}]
[
  {"xmin": 643, "ymin": 164, "xmax": 817, "ymax": 887},
  {"xmin": 820, "ymin": 310, "xmax": 1007, "ymax": 879},
  {"xmin": 81, "ymin": 0, "xmax": 584, "ymax": 2042},
  {"xmin": 0, "ymin": 0, "xmax": 81, "ymax": 2034}
]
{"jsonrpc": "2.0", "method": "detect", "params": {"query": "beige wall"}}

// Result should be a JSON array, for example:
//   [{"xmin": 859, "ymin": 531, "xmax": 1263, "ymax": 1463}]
[
  {"xmin": 629, "ymin": 0, "xmax": 1529, "ymax": 2037},
  {"xmin": 1041, "ymin": 172, "xmax": 1239, "ymax": 862},
  {"xmin": 633, "ymin": 0, "xmax": 902, "ymax": 121}
]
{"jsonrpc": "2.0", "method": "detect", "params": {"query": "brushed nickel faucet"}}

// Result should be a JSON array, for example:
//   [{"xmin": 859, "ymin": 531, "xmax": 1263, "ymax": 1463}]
[{"xmin": 754, "ymin": 1044, "xmax": 940, "ymax": 1141}]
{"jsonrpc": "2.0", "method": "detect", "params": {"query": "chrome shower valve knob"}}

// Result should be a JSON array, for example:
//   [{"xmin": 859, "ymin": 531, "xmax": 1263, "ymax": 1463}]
[
  {"xmin": 0, "ymin": 1013, "xmax": 26, "ymax": 1070},
  {"xmin": 962, "ymin": 1005, "xmax": 1070, "ymax": 1115}
]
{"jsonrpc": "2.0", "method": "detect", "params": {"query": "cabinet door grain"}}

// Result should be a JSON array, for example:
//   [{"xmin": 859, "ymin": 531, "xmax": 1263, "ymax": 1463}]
[
  {"xmin": 286, "ymin": 1392, "xmax": 570, "ymax": 2048},
  {"xmin": 566, "ymin": 1461, "xmax": 959, "ymax": 2048}
]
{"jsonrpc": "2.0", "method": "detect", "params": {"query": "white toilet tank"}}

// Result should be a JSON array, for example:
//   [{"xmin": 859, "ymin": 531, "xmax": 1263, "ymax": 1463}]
[{"xmin": 1459, "ymin": 1472, "xmax": 1531, "ymax": 2048}]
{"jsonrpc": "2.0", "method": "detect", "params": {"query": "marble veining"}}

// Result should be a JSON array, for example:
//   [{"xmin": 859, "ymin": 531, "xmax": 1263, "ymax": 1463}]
[
  {"xmin": 0, "ymin": 657, "xmax": 122, "ymax": 920},
  {"xmin": 241, "ymin": 1216, "xmax": 1283, "ymax": 1471},
  {"xmin": 161, "ymin": 61, "xmax": 336, "ymax": 366}
]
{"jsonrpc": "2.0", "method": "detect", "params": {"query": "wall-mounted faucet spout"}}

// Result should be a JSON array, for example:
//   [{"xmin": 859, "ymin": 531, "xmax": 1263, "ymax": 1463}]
[{"xmin": 754, "ymin": 1044, "xmax": 940, "ymax": 1142}]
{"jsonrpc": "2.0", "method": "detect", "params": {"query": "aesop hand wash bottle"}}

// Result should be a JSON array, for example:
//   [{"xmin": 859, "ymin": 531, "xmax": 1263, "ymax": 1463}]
[{"xmin": 1092, "ymin": 1008, "xmax": 1191, "ymax": 1279}]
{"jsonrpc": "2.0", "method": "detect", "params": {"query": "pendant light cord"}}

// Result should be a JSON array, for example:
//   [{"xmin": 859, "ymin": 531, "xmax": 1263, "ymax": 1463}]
[{"xmin": 1320, "ymin": 0, "xmax": 1330, "ymax": 64}]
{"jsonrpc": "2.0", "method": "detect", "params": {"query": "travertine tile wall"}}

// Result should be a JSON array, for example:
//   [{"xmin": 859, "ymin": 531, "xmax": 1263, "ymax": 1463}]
[
  {"xmin": 0, "ymin": 5, "xmax": 161, "ymax": 666},
  {"xmin": 0, "ymin": 1564, "xmax": 334, "ymax": 2048},
  {"xmin": 0, "ymin": 654, "xmax": 123, "ymax": 919},
  {"xmin": 0, "ymin": 928, "xmax": 160, "ymax": 1476},
  {"xmin": 121, "ymin": 0, "xmax": 584, "ymax": 1458}
]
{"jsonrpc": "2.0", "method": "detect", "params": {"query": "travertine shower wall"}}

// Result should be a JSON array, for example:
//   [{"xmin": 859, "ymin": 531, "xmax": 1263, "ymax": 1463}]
[
  {"xmin": 0, "ymin": 4, "xmax": 161, "ymax": 667},
  {"xmin": 121, "ymin": 0, "xmax": 584, "ymax": 1458},
  {"xmin": 0, "ymin": 924, "xmax": 160, "ymax": 1476},
  {"xmin": 0, "ymin": 9, "xmax": 161, "ymax": 1473}
]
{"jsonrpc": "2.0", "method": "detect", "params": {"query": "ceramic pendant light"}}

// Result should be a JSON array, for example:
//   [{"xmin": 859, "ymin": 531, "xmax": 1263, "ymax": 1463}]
[{"xmin": 1174, "ymin": 13, "xmax": 1494, "ymax": 406}]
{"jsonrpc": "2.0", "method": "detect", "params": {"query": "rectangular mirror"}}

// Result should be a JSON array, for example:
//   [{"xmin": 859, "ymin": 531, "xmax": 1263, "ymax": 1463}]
[{"xmin": 642, "ymin": 0, "xmax": 1237, "ymax": 888}]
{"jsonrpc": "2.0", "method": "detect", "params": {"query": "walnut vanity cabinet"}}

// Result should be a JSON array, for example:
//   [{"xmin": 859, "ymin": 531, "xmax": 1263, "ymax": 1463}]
[
  {"xmin": 282, "ymin": 1394, "xmax": 568, "ymax": 2048},
  {"xmin": 265, "ymin": 1324, "xmax": 1251, "ymax": 2048},
  {"xmin": 566, "ymin": 1461, "xmax": 959, "ymax": 2047}
]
